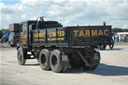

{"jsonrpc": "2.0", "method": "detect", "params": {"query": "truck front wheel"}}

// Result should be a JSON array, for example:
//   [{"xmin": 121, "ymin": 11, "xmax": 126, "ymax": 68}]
[
  {"xmin": 50, "ymin": 50, "xmax": 68, "ymax": 73},
  {"xmin": 39, "ymin": 49, "xmax": 50, "ymax": 70},
  {"xmin": 17, "ymin": 47, "xmax": 26, "ymax": 65}
]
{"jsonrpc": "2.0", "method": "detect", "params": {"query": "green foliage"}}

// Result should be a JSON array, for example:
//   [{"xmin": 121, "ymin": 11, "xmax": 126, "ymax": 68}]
[
  {"xmin": 0, "ymin": 29, "xmax": 8, "ymax": 34},
  {"xmin": 112, "ymin": 28, "xmax": 128, "ymax": 33},
  {"xmin": 123, "ymin": 29, "xmax": 128, "ymax": 32}
]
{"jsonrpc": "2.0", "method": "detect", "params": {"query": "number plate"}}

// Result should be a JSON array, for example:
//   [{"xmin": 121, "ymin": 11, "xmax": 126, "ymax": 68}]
[{"xmin": 62, "ymin": 55, "xmax": 68, "ymax": 61}]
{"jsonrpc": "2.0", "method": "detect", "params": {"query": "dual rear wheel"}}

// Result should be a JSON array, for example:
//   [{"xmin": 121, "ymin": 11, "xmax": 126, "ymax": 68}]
[
  {"xmin": 39, "ymin": 49, "xmax": 50, "ymax": 70},
  {"xmin": 17, "ymin": 48, "xmax": 100, "ymax": 73},
  {"xmin": 39, "ymin": 49, "xmax": 69, "ymax": 73},
  {"xmin": 17, "ymin": 48, "xmax": 69, "ymax": 73}
]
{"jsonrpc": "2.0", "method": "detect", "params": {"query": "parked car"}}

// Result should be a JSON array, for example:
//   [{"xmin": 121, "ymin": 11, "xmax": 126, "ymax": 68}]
[
  {"xmin": 1, "ymin": 32, "xmax": 10, "ymax": 42},
  {"xmin": 0, "ymin": 31, "xmax": 3, "ymax": 39},
  {"xmin": 8, "ymin": 32, "xmax": 20, "ymax": 47}
]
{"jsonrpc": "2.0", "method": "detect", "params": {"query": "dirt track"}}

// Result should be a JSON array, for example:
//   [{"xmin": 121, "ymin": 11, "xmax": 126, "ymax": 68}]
[{"xmin": 0, "ymin": 43, "xmax": 128, "ymax": 85}]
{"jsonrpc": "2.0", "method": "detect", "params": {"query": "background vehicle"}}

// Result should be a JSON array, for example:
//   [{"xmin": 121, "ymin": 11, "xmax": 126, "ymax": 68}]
[
  {"xmin": 98, "ymin": 38, "xmax": 114, "ymax": 50},
  {"xmin": 0, "ymin": 31, "xmax": 3, "ymax": 42},
  {"xmin": 0, "ymin": 31, "xmax": 3, "ymax": 39},
  {"xmin": 8, "ymin": 23, "xmax": 20, "ymax": 47},
  {"xmin": 8, "ymin": 32, "xmax": 20, "ymax": 47},
  {"xmin": 17, "ymin": 17, "xmax": 113, "ymax": 73},
  {"xmin": 1, "ymin": 32, "xmax": 10, "ymax": 42}
]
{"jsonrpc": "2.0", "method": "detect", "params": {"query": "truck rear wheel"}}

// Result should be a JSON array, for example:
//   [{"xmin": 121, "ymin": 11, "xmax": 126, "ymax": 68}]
[
  {"xmin": 50, "ymin": 50, "xmax": 68, "ymax": 73},
  {"xmin": 39, "ymin": 49, "xmax": 50, "ymax": 70},
  {"xmin": 17, "ymin": 47, "xmax": 27, "ymax": 65}
]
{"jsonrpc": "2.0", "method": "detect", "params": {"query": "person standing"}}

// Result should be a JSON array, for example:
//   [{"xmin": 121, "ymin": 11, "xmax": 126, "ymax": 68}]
[{"xmin": 36, "ymin": 17, "xmax": 45, "ymax": 29}]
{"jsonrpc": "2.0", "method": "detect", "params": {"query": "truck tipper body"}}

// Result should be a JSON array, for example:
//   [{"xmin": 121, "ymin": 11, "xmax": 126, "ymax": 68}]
[{"xmin": 17, "ymin": 20, "xmax": 113, "ymax": 73}]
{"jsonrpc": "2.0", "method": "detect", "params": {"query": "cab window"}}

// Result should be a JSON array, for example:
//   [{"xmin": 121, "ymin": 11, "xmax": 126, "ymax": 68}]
[{"xmin": 21, "ymin": 23, "xmax": 27, "ymax": 34}]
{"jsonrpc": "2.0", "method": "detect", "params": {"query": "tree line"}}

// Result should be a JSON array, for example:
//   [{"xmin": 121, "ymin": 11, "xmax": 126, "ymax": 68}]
[
  {"xmin": 112, "ymin": 28, "xmax": 128, "ymax": 33},
  {"xmin": 0, "ymin": 29, "xmax": 8, "ymax": 34}
]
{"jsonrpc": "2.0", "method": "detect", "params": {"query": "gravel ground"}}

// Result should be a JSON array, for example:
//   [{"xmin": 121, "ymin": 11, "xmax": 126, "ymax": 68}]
[{"xmin": 0, "ymin": 43, "xmax": 128, "ymax": 85}]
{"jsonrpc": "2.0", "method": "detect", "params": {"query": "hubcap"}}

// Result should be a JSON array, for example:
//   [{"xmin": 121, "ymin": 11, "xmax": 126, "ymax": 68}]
[
  {"xmin": 41, "ymin": 54, "xmax": 46, "ymax": 64},
  {"xmin": 51, "ymin": 55, "xmax": 57, "ymax": 66}
]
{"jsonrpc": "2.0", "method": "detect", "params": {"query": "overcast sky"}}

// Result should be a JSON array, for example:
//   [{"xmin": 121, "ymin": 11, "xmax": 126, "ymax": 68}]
[{"xmin": 0, "ymin": 0, "xmax": 128, "ymax": 29}]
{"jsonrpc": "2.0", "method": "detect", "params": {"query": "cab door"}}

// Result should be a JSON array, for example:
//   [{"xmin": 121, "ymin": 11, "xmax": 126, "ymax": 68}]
[
  {"xmin": 31, "ymin": 29, "xmax": 39, "ymax": 45},
  {"xmin": 20, "ymin": 23, "xmax": 28, "ymax": 48}
]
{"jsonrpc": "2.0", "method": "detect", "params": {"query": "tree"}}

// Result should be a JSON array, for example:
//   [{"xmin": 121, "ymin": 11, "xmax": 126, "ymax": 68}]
[
  {"xmin": 0, "ymin": 29, "xmax": 8, "ymax": 34},
  {"xmin": 112, "ymin": 28, "xmax": 128, "ymax": 33}
]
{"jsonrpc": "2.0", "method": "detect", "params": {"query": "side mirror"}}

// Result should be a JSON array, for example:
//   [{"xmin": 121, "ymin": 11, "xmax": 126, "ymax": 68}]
[
  {"xmin": 32, "ymin": 25, "xmax": 36, "ymax": 30},
  {"xmin": 29, "ymin": 24, "xmax": 36, "ymax": 30}
]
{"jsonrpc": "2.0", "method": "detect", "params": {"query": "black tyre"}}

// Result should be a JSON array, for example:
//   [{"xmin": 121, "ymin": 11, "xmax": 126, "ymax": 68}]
[
  {"xmin": 109, "ymin": 40, "xmax": 114, "ymax": 49},
  {"xmin": 39, "ymin": 49, "xmax": 50, "ymax": 70},
  {"xmin": 17, "ymin": 47, "xmax": 27, "ymax": 65},
  {"xmin": 50, "ymin": 50, "xmax": 68, "ymax": 73}
]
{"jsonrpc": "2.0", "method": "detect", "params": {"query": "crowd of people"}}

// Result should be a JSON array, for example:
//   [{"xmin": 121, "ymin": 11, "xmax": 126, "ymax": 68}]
[{"xmin": 113, "ymin": 32, "xmax": 128, "ymax": 42}]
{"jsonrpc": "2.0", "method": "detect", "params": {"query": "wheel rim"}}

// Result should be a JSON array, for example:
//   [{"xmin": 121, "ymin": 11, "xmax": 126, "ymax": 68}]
[
  {"xmin": 18, "ymin": 51, "xmax": 22, "ymax": 62},
  {"xmin": 41, "ymin": 54, "xmax": 46, "ymax": 64},
  {"xmin": 51, "ymin": 55, "xmax": 57, "ymax": 66}
]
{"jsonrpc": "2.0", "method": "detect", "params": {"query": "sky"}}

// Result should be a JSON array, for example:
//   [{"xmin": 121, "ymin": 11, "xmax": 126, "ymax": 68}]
[{"xmin": 0, "ymin": 0, "xmax": 128, "ymax": 29}]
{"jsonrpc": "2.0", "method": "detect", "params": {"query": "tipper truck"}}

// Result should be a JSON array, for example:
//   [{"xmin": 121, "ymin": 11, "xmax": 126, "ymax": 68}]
[{"xmin": 17, "ymin": 17, "xmax": 113, "ymax": 73}]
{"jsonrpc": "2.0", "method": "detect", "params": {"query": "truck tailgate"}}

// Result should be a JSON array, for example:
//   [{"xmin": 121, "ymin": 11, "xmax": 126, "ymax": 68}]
[{"xmin": 68, "ymin": 26, "xmax": 112, "ymax": 46}]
